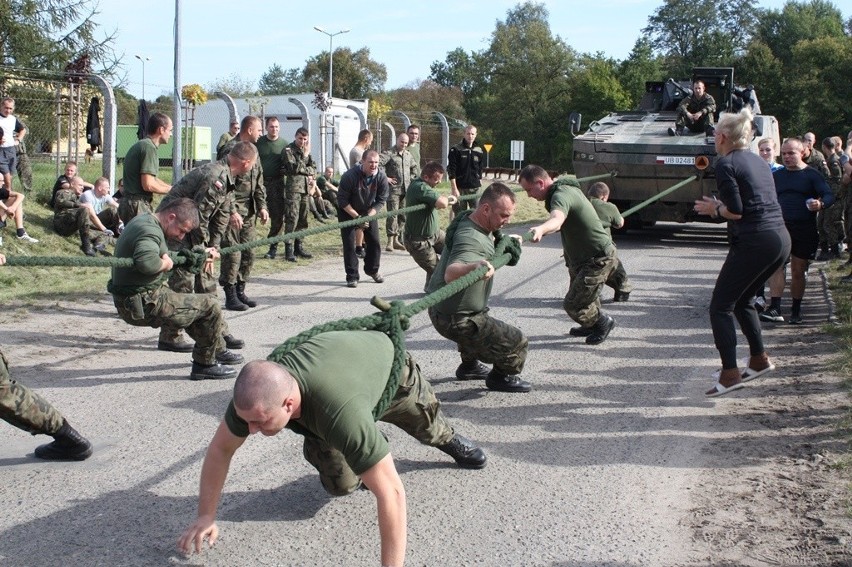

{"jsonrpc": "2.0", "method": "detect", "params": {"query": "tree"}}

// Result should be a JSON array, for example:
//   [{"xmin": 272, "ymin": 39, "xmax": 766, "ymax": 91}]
[
  {"xmin": 205, "ymin": 73, "xmax": 257, "ymax": 98},
  {"xmin": 429, "ymin": 48, "xmax": 487, "ymax": 97},
  {"xmin": 0, "ymin": 0, "xmax": 119, "ymax": 76},
  {"xmin": 387, "ymin": 79, "xmax": 466, "ymax": 119},
  {"xmin": 754, "ymin": 0, "xmax": 847, "ymax": 67},
  {"xmin": 571, "ymin": 55, "xmax": 632, "ymax": 123},
  {"xmin": 617, "ymin": 38, "xmax": 665, "ymax": 108},
  {"xmin": 302, "ymin": 46, "xmax": 386, "ymax": 99},
  {"xmin": 258, "ymin": 63, "xmax": 308, "ymax": 95},
  {"xmin": 642, "ymin": 0, "xmax": 759, "ymax": 77}
]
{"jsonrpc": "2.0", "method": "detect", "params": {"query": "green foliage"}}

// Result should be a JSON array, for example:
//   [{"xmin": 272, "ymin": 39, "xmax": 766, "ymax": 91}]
[
  {"xmin": 258, "ymin": 64, "xmax": 309, "ymax": 95},
  {"xmin": 303, "ymin": 47, "xmax": 387, "ymax": 99},
  {"xmin": 205, "ymin": 73, "xmax": 257, "ymax": 98},
  {"xmin": 755, "ymin": 0, "xmax": 847, "ymax": 68},
  {"xmin": 0, "ymin": 0, "xmax": 119, "ymax": 75},
  {"xmin": 618, "ymin": 38, "xmax": 665, "ymax": 108},
  {"xmin": 386, "ymin": 80, "xmax": 466, "ymax": 119},
  {"xmin": 642, "ymin": 0, "xmax": 759, "ymax": 77}
]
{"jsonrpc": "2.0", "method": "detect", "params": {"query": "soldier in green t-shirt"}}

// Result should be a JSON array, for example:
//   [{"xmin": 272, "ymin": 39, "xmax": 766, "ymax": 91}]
[
  {"xmin": 403, "ymin": 161, "xmax": 457, "ymax": 291},
  {"xmin": 177, "ymin": 330, "xmax": 486, "ymax": 565},
  {"xmin": 588, "ymin": 182, "xmax": 633, "ymax": 302},
  {"xmin": 520, "ymin": 165, "xmax": 618, "ymax": 345},
  {"xmin": 427, "ymin": 183, "xmax": 531, "ymax": 393},
  {"xmin": 119, "ymin": 113, "xmax": 173, "ymax": 225}
]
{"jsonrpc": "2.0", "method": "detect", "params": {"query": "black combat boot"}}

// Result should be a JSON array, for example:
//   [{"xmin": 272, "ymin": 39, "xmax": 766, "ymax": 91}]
[
  {"xmin": 236, "ymin": 281, "xmax": 257, "ymax": 308},
  {"xmin": 613, "ymin": 291, "xmax": 630, "ymax": 302},
  {"xmin": 34, "ymin": 419, "xmax": 93, "ymax": 461},
  {"xmin": 285, "ymin": 242, "xmax": 297, "ymax": 262},
  {"xmin": 485, "ymin": 369, "xmax": 532, "ymax": 393},
  {"xmin": 585, "ymin": 313, "xmax": 615, "ymax": 345},
  {"xmin": 216, "ymin": 349, "xmax": 245, "ymax": 365},
  {"xmin": 80, "ymin": 235, "xmax": 96, "ymax": 257},
  {"xmin": 437, "ymin": 434, "xmax": 487, "ymax": 469},
  {"xmin": 223, "ymin": 334, "xmax": 245, "ymax": 349},
  {"xmin": 223, "ymin": 284, "xmax": 248, "ymax": 311},
  {"xmin": 190, "ymin": 361, "xmax": 237, "ymax": 381},
  {"xmin": 264, "ymin": 244, "xmax": 278, "ymax": 259},
  {"xmin": 294, "ymin": 239, "xmax": 313, "ymax": 259},
  {"xmin": 455, "ymin": 360, "xmax": 491, "ymax": 381}
]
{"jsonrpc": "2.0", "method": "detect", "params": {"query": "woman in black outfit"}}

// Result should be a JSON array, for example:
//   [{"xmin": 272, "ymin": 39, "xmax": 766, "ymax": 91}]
[{"xmin": 694, "ymin": 109, "xmax": 791, "ymax": 397}]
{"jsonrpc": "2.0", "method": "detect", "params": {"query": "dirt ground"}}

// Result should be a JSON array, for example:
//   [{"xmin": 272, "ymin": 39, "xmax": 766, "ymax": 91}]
[{"xmin": 686, "ymin": 269, "xmax": 852, "ymax": 567}]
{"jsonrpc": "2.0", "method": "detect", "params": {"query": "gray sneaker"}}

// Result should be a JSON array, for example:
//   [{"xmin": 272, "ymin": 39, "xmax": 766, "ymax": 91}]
[{"xmin": 17, "ymin": 232, "xmax": 38, "ymax": 243}]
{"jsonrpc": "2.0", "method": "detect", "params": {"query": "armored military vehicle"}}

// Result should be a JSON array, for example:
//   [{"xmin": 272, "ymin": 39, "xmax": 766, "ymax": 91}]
[{"xmin": 571, "ymin": 67, "xmax": 780, "ymax": 228}]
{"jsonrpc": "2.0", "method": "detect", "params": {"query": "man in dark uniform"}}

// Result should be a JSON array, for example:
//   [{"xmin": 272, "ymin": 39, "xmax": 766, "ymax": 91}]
[
  {"xmin": 447, "ymin": 124, "xmax": 483, "ymax": 213},
  {"xmin": 119, "ymin": 113, "xmax": 172, "ymax": 224}
]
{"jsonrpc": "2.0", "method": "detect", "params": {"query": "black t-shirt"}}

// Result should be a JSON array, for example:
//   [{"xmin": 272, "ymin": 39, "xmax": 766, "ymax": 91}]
[{"xmin": 716, "ymin": 149, "xmax": 785, "ymax": 239}]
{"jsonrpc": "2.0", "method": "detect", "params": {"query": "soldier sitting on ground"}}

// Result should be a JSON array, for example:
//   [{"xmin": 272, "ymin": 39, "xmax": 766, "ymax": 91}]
[
  {"xmin": 80, "ymin": 176, "xmax": 122, "ymax": 235},
  {"xmin": 53, "ymin": 176, "xmax": 114, "ymax": 256}
]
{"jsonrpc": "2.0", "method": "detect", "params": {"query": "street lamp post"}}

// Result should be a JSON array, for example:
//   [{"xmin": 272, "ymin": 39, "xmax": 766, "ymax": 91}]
[
  {"xmin": 134, "ymin": 54, "xmax": 150, "ymax": 100},
  {"xmin": 313, "ymin": 26, "xmax": 350, "ymax": 101}
]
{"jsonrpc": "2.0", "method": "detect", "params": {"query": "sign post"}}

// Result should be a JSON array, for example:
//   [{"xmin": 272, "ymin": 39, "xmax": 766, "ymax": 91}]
[
  {"xmin": 483, "ymin": 143, "xmax": 493, "ymax": 168},
  {"xmin": 510, "ymin": 140, "xmax": 525, "ymax": 171}
]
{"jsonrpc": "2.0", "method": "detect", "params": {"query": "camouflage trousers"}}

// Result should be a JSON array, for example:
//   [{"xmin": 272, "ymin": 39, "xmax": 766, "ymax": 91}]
[
  {"xmin": 265, "ymin": 178, "xmax": 286, "ymax": 239},
  {"xmin": 604, "ymin": 254, "xmax": 633, "ymax": 295},
  {"xmin": 302, "ymin": 352, "xmax": 454, "ymax": 496},
  {"xmin": 97, "ymin": 207, "xmax": 122, "ymax": 234},
  {"xmin": 219, "ymin": 218, "xmax": 257, "ymax": 285},
  {"xmin": 817, "ymin": 200, "xmax": 845, "ymax": 248},
  {"xmin": 113, "ymin": 286, "xmax": 225, "ymax": 365},
  {"xmin": 404, "ymin": 230, "xmax": 445, "ymax": 289},
  {"xmin": 118, "ymin": 197, "xmax": 153, "ymax": 226},
  {"xmin": 53, "ymin": 208, "xmax": 111, "ymax": 245},
  {"xmin": 15, "ymin": 146, "xmax": 32, "ymax": 193},
  {"xmin": 451, "ymin": 187, "xmax": 480, "ymax": 214},
  {"xmin": 284, "ymin": 191, "xmax": 309, "ymax": 234},
  {"xmin": 565, "ymin": 247, "xmax": 617, "ymax": 327},
  {"xmin": 0, "ymin": 349, "xmax": 64, "ymax": 436},
  {"xmin": 385, "ymin": 191, "xmax": 406, "ymax": 237},
  {"xmin": 428, "ymin": 307, "xmax": 528, "ymax": 375}
]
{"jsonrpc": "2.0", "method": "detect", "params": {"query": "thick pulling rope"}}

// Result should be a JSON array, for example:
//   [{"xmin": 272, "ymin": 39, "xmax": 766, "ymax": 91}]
[{"xmin": 2, "ymin": 173, "xmax": 617, "ymax": 268}]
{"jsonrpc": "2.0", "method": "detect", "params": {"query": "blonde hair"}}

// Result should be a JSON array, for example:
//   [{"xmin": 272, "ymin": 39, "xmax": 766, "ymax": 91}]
[{"xmin": 716, "ymin": 108, "xmax": 754, "ymax": 149}]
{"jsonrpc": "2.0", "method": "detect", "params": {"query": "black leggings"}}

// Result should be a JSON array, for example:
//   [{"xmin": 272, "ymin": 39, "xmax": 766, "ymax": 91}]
[{"xmin": 709, "ymin": 228, "xmax": 791, "ymax": 369}]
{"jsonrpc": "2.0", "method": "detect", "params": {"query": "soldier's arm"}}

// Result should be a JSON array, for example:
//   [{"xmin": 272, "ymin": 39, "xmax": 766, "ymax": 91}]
[
  {"xmin": 178, "ymin": 421, "xmax": 246, "ymax": 556},
  {"xmin": 55, "ymin": 190, "xmax": 80, "ymax": 210},
  {"xmin": 360, "ymin": 454, "xmax": 407, "ymax": 567},
  {"xmin": 141, "ymin": 174, "xmax": 172, "ymax": 195},
  {"xmin": 530, "ymin": 209, "xmax": 567, "ymax": 243}
]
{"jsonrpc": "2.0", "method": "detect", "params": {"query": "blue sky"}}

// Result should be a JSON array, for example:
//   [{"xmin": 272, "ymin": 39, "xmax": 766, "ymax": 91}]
[{"xmin": 96, "ymin": 0, "xmax": 804, "ymax": 100}]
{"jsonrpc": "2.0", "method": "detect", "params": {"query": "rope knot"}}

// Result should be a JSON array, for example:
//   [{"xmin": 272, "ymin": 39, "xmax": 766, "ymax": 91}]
[{"xmin": 174, "ymin": 245, "xmax": 208, "ymax": 274}]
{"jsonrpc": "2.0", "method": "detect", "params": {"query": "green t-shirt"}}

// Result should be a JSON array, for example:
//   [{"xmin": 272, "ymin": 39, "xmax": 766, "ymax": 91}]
[
  {"xmin": 590, "ymin": 198, "xmax": 623, "ymax": 239},
  {"xmin": 427, "ymin": 214, "xmax": 494, "ymax": 315},
  {"xmin": 546, "ymin": 180, "xmax": 613, "ymax": 266},
  {"xmin": 255, "ymin": 135, "xmax": 288, "ymax": 179},
  {"xmin": 122, "ymin": 138, "xmax": 160, "ymax": 201},
  {"xmin": 224, "ymin": 331, "xmax": 393, "ymax": 476},
  {"xmin": 110, "ymin": 213, "xmax": 168, "ymax": 293},
  {"xmin": 404, "ymin": 177, "xmax": 440, "ymax": 239}
]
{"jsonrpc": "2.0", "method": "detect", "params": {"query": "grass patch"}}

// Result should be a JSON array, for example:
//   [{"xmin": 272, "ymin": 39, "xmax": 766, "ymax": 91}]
[{"xmin": 2, "ymin": 168, "xmax": 549, "ymax": 305}]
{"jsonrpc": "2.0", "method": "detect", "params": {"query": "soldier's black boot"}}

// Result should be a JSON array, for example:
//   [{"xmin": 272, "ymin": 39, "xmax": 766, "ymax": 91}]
[
  {"xmin": 285, "ymin": 242, "xmax": 297, "ymax": 262},
  {"xmin": 80, "ymin": 235, "xmax": 96, "ymax": 257},
  {"xmin": 34, "ymin": 419, "xmax": 93, "ymax": 461},
  {"xmin": 585, "ymin": 313, "xmax": 615, "ymax": 345},
  {"xmin": 264, "ymin": 244, "xmax": 277, "ymax": 259},
  {"xmin": 236, "ymin": 281, "xmax": 257, "ymax": 308},
  {"xmin": 437, "ymin": 434, "xmax": 487, "ymax": 469},
  {"xmin": 223, "ymin": 284, "xmax": 248, "ymax": 311},
  {"xmin": 294, "ymin": 239, "xmax": 313, "ymax": 259},
  {"xmin": 223, "ymin": 334, "xmax": 245, "ymax": 349}
]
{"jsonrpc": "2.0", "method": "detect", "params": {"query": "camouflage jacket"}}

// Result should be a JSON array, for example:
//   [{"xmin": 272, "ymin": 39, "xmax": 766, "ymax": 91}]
[
  {"xmin": 158, "ymin": 162, "xmax": 235, "ymax": 248},
  {"xmin": 677, "ymin": 93, "xmax": 716, "ymax": 118},
  {"xmin": 805, "ymin": 148, "xmax": 831, "ymax": 179},
  {"xmin": 217, "ymin": 139, "xmax": 267, "ymax": 220},
  {"xmin": 280, "ymin": 142, "xmax": 316, "ymax": 194},
  {"xmin": 53, "ymin": 188, "xmax": 83, "ymax": 222},
  {"xmin": 380, "ymin": 148, "xmax": 420, "ymax": 194}
]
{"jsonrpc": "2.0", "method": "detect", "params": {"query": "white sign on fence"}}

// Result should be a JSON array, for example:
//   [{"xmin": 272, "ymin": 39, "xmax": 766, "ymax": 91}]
[{"xmin": 510, "ymin": 140, "xmax": 525, "ymax": 161}]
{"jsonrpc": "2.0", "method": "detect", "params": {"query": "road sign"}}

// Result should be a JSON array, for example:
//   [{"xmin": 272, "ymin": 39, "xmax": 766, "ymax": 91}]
[{"xmin": 511, "ymin": 140, "xmax": 525, "ymax": 161}]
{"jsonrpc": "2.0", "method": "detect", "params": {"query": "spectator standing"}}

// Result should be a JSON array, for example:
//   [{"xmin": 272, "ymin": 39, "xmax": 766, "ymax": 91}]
[
  {"xmin": 280, "ymin": 127, "xmax": 316, "ymax": 262},
  {"xmin": 337, "ymin": 150, "xmax": 388, "ymax": 288},
  {"xmin": 349, "ymin": 129, "xmax": 373, "ymax": 168},
  {"xmin": 758, "ymin": 138, "xmax": 784, "ymax": 172},
  {"xmin": 0, "ymin": 97, "xmax": 26, "ymax": 194},
  {"xmin": 119, "ymin": 112, "xmax": 172, "ymax": 224},
  {"xmin": 761, "ymin": 138, "xmax": 833, "ymax": 324},
  {"xmin": 380, "ymin": 132, "xmax": 420, "ymax": 252},
  {"xmin": 447, "ymin": 125, "xmax": 484, "ymax": 213},
  {"xmin": 816, "ymin": 137, "xmax": 845, "ymax": 260},
  {"xmin": 406, "ymin": 124, "xmax": 422, "ymax": 167},
  {"xmin": 256, "ymin": 117, "xmax": 289, "ymax": 260},
  {"xmin": 216, "ymin": 121, "xmax": 239, "ymax": 153}
]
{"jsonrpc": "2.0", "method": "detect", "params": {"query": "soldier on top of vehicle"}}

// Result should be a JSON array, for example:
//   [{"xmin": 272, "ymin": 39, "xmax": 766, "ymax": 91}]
[{"xmin": 668, "ymin": 79, "xmax": 716, "ymax": 137}]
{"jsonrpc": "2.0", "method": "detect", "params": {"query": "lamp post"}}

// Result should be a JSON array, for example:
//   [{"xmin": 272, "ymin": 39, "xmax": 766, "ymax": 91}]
[
  {"xmin": 313, "ymin": 27, "xmax": 350, "ymax": 101},
  {"xmin": 134, "ymin": 54, "xmax": 150, "ymax": 100}
]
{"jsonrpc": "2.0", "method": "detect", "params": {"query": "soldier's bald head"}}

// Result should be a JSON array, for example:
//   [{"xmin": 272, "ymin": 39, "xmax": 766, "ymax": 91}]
[{"xmin": 234, "ymin": 360, "xmax": 294, "ymax": 412}]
